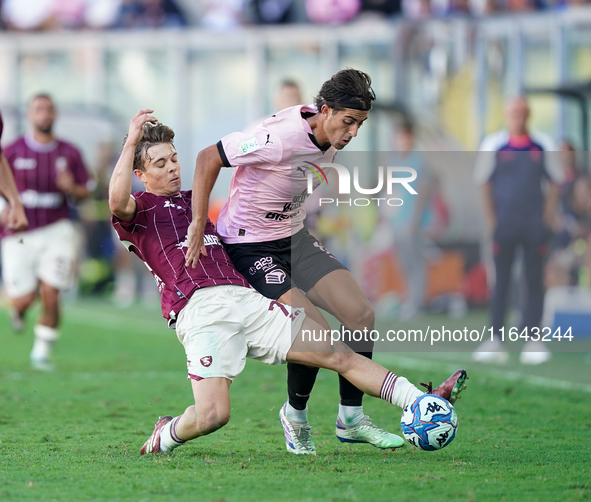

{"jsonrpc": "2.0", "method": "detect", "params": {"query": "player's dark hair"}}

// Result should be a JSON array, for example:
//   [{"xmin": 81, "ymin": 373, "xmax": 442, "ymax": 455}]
[
  {"xmin": 314, "ymin": 69, "xmax": 376, "ymax": 112},
  {"xmin": 123, "ymin": 122, "xmax": 176, "ymax": 172}
]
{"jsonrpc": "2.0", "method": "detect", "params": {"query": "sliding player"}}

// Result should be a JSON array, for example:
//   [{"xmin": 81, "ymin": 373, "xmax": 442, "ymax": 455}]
[{"xmin": 109, "ymin": 111, "xmax": 468, "ymax": 455}]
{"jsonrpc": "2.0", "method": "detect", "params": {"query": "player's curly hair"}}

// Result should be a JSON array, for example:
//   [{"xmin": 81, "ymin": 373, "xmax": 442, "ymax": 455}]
[
  {"xmin": 314, "ymin": 69, "xmax": 376, "ymax": 112},
  {"xmin": 123, "ymin": 122, "xmax": 176, "ymax": 171}
]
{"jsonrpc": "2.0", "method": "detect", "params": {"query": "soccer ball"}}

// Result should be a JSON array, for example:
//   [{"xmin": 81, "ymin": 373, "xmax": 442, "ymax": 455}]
[{"xmin": 401, "ymin": 394, "xmax": 458, "ymax": 451}]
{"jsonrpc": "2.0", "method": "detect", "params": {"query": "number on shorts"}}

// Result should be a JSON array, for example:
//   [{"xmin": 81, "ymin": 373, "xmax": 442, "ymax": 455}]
[{"xmin": 268, "ymin": 300, "xmax": 289, "ymax": 317}]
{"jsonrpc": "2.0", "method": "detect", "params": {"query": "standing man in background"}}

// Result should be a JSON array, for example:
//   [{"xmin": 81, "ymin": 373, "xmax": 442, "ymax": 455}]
[
  {"xmin": 1, "ymin": 94, "xmax": 93, "ymax": 370},
  {"xmin": 473, "ymin": 96, "xmax": 563, "ymax": 365},
  {"xmin": 0, "ymin": 109, "xmax": 28, "ymax": 233}
]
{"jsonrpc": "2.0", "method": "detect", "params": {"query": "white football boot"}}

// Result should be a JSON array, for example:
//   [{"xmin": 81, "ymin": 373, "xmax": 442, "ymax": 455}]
[{"xmin": 278, "ymin": 403, "xmax": 316, "ymax": 455}]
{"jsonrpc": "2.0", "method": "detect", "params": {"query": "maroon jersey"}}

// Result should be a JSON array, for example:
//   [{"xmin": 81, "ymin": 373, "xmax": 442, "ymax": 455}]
[
  {"xmin": 111, "ymin": 190, "xmax": 249, "ymax": 323},
  {"xmin": 0, "ymin": 111, "xmax": 3, "ymax": 152},
  {"xmin": 2, "ymin": 133, "xmax": 91, "ymax": 236}
]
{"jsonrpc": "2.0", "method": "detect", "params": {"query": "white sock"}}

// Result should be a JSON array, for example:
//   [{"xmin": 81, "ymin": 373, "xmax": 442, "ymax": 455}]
[
  {"xmin": 380, "ymin": 372, "xmax": 423, "ymax": 409},
  {"xmin": 285, "ymin": 402, "xmax": 308, "ymax": 422},
  {"xmin": 159, "ymin": 416, "xmax": 186, "ymax": 452},
  {"xmin": 31, "ymin": 325, "xmax": 59, "ymax": 362},
  {"xmin": 338, "ymin": 405, "xmax": 364, "ymax": 427}
]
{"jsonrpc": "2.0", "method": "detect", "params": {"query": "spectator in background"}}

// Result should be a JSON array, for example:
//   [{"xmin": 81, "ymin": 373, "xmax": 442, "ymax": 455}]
[
  {"xmin": 546, "ymin": 142, "xmax": 591, "ymax": 288},
  {"xmin": 249, "ymin": 0, "xmax": 297, "ymax": 23},
  {"xmin": 114, "ymin": 0, "xmax": 187, "ymax": 29},
  {"xmin": 200, "ymin": 0, "xmax": 246, "ymax": 30},
  {"xmin": 306, "ymin": 0, "xmax": 362, "ymax": 24},
  {"xmin": 361, "ymin": 0, "xmax": 402, "ymax": 16},
  {"xmin": 274, "ymin": 79, "xmax": 303, "ymax": 110},
  {"xmin": 1, "ymin": 0, "xmax": 63, "ymax": 31},
  {"xmin": 1, "ymin": 94, "xmax": 93, "ymax": 371},
  {"xmin": 472, "ymin": 96, "xmax": 563, "ymax": 365}
]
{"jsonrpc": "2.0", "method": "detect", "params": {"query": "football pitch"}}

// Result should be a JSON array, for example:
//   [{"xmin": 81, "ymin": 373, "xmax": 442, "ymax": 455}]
[{"xmin": 1, "ymin": 299, "xmax": 590, "ymax": 502}]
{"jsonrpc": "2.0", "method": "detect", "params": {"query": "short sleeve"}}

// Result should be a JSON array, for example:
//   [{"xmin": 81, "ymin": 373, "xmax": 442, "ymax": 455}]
[
  {"xmin": 218, "ymin": 127, "xmax": 284, "ymax": 169},
  {"xmin": 530, "ymin": 131, "xmax": 564, "ymax": 184},
  {"xmin": 112, "ymin": 192, "xmax": 149, "ymax": 231}
]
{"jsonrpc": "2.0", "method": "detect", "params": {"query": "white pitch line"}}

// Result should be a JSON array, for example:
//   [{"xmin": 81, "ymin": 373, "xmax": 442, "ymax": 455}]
[{"xmin": 374, "ymin": 353, "xmax": 591, "ymax": 393}]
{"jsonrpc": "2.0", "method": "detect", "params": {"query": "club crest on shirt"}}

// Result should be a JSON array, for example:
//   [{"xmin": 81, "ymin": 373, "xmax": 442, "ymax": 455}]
[
  {"xmin": 200, "ymin": 356, "xmax": 213, "ymax": 367},
  {"xmin": 56, "ymin": 157, "xmax": 68, "ymax": 171}
]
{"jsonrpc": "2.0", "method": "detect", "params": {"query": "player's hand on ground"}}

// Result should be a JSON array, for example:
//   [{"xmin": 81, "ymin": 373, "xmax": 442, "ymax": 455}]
[
  {"xmin": 127, "ymin": 109, "xmax": 158, "ymax": 146},
  {"xmin": 185, "ymin": 220, "xmax": 208, "ymax": 267},
  {"xmin": 6, "ymin": 202, "xmax": 28, "ymax": 231}
]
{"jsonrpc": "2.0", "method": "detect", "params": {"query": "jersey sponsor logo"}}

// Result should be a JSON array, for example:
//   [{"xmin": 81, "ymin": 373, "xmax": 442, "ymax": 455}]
[
  {"xmin": 238, "ymin": 137, "xmax": 260, "ymax": 155},
  {"xmin": 176, "ymin": 233, "xmax": 220, "ymax": 251},
  {"xmin": 164, "ymin": 199, "xmax": 184, "ymax": 211},
  {"xmin": 265, "ymin": 269, "xmax": 286, "ymax": 285},
  {"xmin": 13, "ymin": 158, "xmax": 37, "ymax": 170},
  {"xmin": 19, "ymin": 190, "xmax": 63, "ymax": 209},
  {"xmin": 248, "ymin": 256, "xmax": 277, "ymax": 275},
  {"xmin": 203, "ymin": 234, "xmax": 221, "ymax": 246},
  {"xmin": 200, "ymin": 356, "xmax": 213, "ymax": 367},
  {"xmin": 265, "ymin": 211, "xmax": 298, "ymax": 221}
]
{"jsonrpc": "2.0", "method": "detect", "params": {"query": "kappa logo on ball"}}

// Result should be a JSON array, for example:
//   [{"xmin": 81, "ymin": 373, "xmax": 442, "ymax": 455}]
[
  {"xmin": 200, "ymin": 356, "xmax": 213, "ymax": 367},
  {"xmin": 265, "ymin": 269, "xmax": 286, "ymax": 284}
]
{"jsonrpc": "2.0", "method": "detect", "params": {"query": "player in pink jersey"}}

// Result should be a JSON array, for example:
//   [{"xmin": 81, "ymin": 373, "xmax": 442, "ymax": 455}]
[
  {"xmin": 109, "ymin": 110, "xmax": 467, "ymax": 455},
  {"xmin": 0, "ymin": 110, "xmax": 28, "ymax": 234},
  {"xmin": 186, "ymin": 69, "xmax": 406, "ymax": 453},
  {"xmin": 1, "ymin": 94, "xmax": 92, "ymax": 370}
]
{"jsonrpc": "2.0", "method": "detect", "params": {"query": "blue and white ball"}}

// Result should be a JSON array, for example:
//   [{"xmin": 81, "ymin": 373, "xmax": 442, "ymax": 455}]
[{"xmin": 401, "ymin": 394, "xmax": 458, "ymax": 451}]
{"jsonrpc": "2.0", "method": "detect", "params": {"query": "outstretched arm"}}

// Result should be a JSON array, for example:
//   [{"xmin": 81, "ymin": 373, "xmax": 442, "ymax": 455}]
[
  {"xmin": 109, "ymin": 109, "xmax": 157, "ymax": 222},
  {"xmin": 185, "ymin": 144, "xmax": 224, "ymax": 266},
  {"xmin": 0, "ymin": 151, "xmax": 28, "ymax": 232}
]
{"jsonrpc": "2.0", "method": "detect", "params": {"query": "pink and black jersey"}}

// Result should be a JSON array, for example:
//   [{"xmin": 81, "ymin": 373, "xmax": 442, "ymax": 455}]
[
  {"xmin": 216, "ymin": 104, "xmax": 337, "ymax": 244},
  {"xmin": 111, "ymin": 190, "xmax": 249, "ymax": 323},
  {"xmin": 2, "ymin": 133, "xmax": 91, "ymax": 237}
]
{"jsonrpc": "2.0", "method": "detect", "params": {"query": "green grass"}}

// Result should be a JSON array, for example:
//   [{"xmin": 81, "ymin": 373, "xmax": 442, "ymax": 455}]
[{"xmin": 1, "ymin": 299, "xmax": 590, "ymax": 501}]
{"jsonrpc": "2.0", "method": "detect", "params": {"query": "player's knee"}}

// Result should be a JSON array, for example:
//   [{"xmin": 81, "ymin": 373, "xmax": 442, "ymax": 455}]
[
  {"xmin": 358, "ymin": 301, "xmax": 375, "ymax": 329},
  {"xmin": 344, "ymin": 301, "xmax": 374, "ymax": 331}
]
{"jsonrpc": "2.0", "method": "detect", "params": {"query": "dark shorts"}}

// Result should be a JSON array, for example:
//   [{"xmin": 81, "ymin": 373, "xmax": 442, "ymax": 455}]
[{"xmin": 224, "ymin": 228, "xmax": 348, "ymax": 300}]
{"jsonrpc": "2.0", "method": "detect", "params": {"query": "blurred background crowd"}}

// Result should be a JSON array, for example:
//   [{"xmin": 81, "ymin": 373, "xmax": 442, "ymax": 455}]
[
  {"xmin": 0, "ymin": 0, "xmax": 590, "ymax": 340},
  {"xmin": 1, "ymin": 0, "xmax": 590, "ymax": 32}
]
